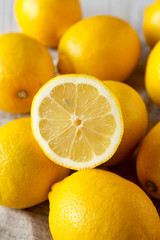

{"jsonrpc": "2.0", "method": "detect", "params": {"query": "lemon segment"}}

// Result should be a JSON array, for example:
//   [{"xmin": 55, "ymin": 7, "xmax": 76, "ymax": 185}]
[{"xmin": 31, "ymin": 75, "xmax": 124, "ymax": 169}]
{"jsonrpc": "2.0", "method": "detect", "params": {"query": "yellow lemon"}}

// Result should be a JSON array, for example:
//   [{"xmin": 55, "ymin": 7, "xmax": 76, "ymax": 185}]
[
  {"xmin": 49, "ymin": 169, "xmax": 160, "ymax": 240},
  {"xmin": 145, "ymin": 41, "xmax": 160, "ymax": 106},
  {"xmin": 103, "ymin": 81, "xmax": 148, "ymax": 166},
  {"xmin": 0, "ymin": 33, "xmax": 55, "ymax": 113},
  {"xmin": 137, "ymin": 122, "xmax": 160, "ymax": 199},
  {"xmin": 58, "ymin": 16, "xmax": 140, "ymax": 82},
  {"xmin": 31, "ymin": 74, "xmax": 124, "ymax": 170},
  {"xmin": 15, "ymin": 0, "xmax": 82, "ymax": 47},
  {"xmin": 0, "ymin": 117, "xmax": 69, "ymax": 209},
  {"xmin": 143, "ymin": 0, "xmax": 160, "ymax": 48}
]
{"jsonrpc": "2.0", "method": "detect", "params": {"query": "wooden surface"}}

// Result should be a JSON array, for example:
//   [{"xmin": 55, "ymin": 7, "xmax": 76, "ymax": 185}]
[
  {"xmin": 0, "ymin": 0, "xmax": 154, "ymax": 38},
  {"xmin": 0, "ymin": 0, "xmax": 160, "ymax": 240}
]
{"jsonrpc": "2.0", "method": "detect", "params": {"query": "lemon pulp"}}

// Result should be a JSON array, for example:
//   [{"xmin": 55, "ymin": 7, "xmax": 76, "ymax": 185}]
[{"xmin": 32, "ymin": 75, "xmax": 123, "ymax": 169}]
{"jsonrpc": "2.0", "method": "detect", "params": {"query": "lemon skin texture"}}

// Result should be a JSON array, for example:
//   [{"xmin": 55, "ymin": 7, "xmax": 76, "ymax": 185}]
[
  {"xmin": 0, "ymin": 117, "xmax": 69, "ymax": 209},
  {"xmin": 0, "ymin": 33, "xmax": 55, "ymax": 113},
  {"xmin": 49, "ymin": 169, "xmax": 160, "ymax": 240},
  {"xmin": 145, "ymin": 41, "xmax": 160, "ymax": 106},
  {"xmin": 137, "ymin": 122, "xmax": 160, "ymax": 199},
  {"xmin": 143, "ymin": 0, "xmax": 160, "ymax": 48},
  {"xmin": 15, "ymin": 0, "xmax": 82, "ymax": 47},
  {"xmin": 58, "ymin": 16, "xmax": 140, "ymax": 82},
  {"xmin": 103, "ymin": 81, "xmax": 148, "ymax": 167}
]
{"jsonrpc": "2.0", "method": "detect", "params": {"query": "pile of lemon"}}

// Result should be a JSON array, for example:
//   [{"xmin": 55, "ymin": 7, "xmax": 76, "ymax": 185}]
[{"xmin": 0, "ymin": 0, "xmax": 160, "ymax": 239}]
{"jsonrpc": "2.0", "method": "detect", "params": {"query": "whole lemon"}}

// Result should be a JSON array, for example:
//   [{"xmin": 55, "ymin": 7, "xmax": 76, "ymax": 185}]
[
  {"xmin": 15, "ymin": 0, "xmax": 82, "ymax": 47},
  {"xmin": 0, "ymin": 33, "xmax": 54, "ymax": 113},
  {"xmin": 137, "ymin": 122, "xmax": 160, "ymax": 199},
  {"xmin": 103, "ymin": 81, "xmax": 148, "ymax": 167},
  {"xmin": 58, "ymin": 16, "xmax": 140, "ymax": 82},
  {"xmin": 143, "ymin": 0, "xmax": 160, "ymax": 48},
  {"xmin": 145, "ymin": 41, "xmax": 160, "ymax": 106},
  {"xmin": 49, "ymin": 169, "xmax": 160, "ymax": 240},
  {"xmin": 0, "ymin": 117, "xmax": 69, "ymax": 209}
]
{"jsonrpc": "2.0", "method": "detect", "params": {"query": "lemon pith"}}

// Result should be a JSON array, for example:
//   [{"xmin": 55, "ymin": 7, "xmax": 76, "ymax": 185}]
[{"xmin": 31, "ymin": 75, "xmax": 124, "ymax": 170}]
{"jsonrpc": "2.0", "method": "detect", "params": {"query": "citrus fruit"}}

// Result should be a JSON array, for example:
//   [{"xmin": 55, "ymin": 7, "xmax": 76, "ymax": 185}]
[
  {"xmin": 0, "ymin": 33, "xmax": 55, "ymax": 113},
  {"xmin": 58, "ymin": 15, "xmax": 140, "ymax": 82},
  {"xmin": 0, "ymin": 117, "xmax": 69, "ymax": 209},
  {"xmin": 31, "ymin": 74, "xmax": 124, "ymax": 170},
  {"xmin": 143, "ymin": 0, "xmax": 160, "ymax": 48},
  {"xmin": 137, "ymin": 122, "xmax": 160, "ymax": 199},
  {"xmin": 49, "ymin": 169, "xmax": 160, "ymax": 240},
  {"xmin": 145, "ymin": 41, "xmax": 160, "ymax": 106},
  {"xmin": 15, "ymin": 0, "xmax": 82, "ymax": 47},
  {"xmin": 103, "ymin": 81, "xmax": 148, "ymax": 166}
]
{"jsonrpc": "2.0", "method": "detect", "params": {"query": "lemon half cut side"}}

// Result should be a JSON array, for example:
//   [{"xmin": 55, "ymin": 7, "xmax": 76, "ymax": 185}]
[{"xmin": 31, "ymin": 75, "xmax": 124, "ymax": 170}]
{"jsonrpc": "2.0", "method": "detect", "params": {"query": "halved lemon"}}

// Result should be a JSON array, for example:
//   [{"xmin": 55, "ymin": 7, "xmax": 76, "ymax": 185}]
[{"xmin": 31, "ymin": 75, "xmax": 123, "ymax": 170}]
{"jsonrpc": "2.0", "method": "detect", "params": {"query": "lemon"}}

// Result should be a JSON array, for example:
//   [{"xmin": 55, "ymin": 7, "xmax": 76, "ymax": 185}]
[
  {"xmin": 145, "ymin": 41, "xmax": 160, "ymax": 106},
  {"xmin": 0, "ymin": 117, "xmax": 69, "ymax": 209},
  {"xmin": 15, "ymin": 0, "xmax": 82, "ymax": 47},
  {"xmin": 31, "ymin": 74, "xmax": 124, "ymax": 170},
  {"xmin": 58, "ymin": 16, "xmax": 140, "ymax": 82},
  {"xmin": 143, "ymin": 0, "xmax": 160, "ymax": 48},
  {"xmin": 49, "ymin": 169, "xmax": 160, "ymax": 240},
  {"xmin": 137, "ymin": 122, "xmax": 160, "ymax": 199},
  {"xmin": 103, "ymin": 81, "xmax": 148, "ymax": 166},
  {"xmin": 0, "ymin": 33, "xmax": 55, "ymax": 113}
]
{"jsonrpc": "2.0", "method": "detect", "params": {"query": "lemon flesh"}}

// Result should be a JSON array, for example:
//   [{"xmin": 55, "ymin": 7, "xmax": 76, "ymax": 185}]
[{"xmin": 31, "ymin": 75, "xmax": 123, "ymax": 169}]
